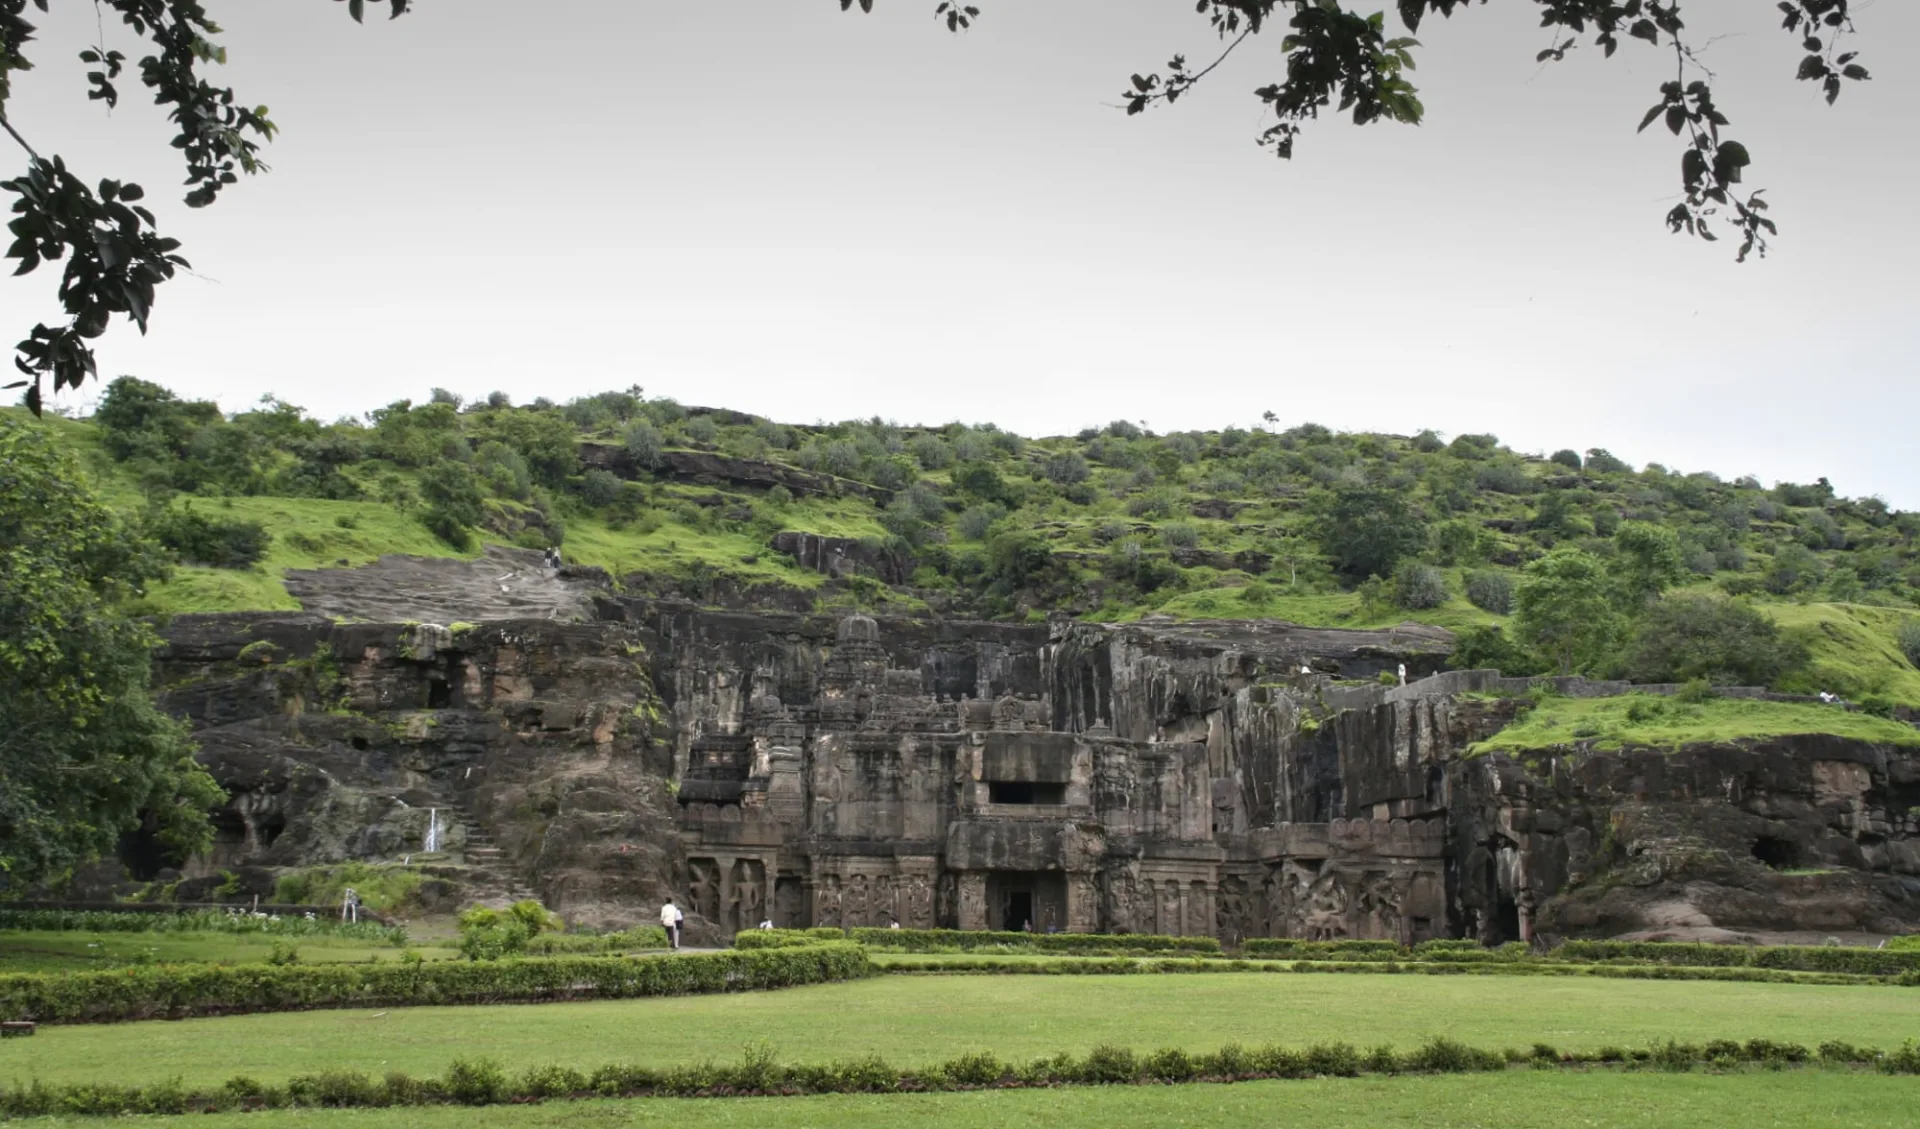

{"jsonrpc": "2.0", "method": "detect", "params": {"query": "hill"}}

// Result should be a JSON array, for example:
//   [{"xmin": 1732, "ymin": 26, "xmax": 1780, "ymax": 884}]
[{"xmin": 11, "ymin": 377, "xmax": 1920, "ymax": 703}]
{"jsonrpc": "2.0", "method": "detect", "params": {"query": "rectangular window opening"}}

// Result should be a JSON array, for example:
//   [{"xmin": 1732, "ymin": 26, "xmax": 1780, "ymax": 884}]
[{"xmin": 988, "ymin": 781, "xmax": 1067, "ymax": 805}]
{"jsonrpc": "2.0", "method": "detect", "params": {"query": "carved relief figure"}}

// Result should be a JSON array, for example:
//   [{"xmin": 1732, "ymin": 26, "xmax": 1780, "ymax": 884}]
[
  {"xmin": 846, "ymin": 873, "xmax": 870, "ymax": 927},
  {"xmin": 1215, "ymin": 877, "xmax": 1251, "ymax": 946},
  {"xmin": 688, "ymin": 858, "xmax": 721, "ymax": 924},
  {"xmin": 815, "ymin": 875, "xmax": 842, "ymax": 928},
  {"xmin": 906, "ymin": 874, "xmax": 934, "ymax": 928},
  {"xmin": 1158, "ymin": 883, "xmax": 1181, "ymax": 937}
]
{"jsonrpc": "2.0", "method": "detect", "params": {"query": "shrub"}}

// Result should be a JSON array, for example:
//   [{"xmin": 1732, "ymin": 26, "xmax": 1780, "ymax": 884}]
[
  {"xmin": 1411, "ymin": 429, "xmax": 1445, "ymax": 453},
  {"xmin": 1465, "ymin": 570, "xmax": 1513, "ymax": 615},
  {"xmin": 144, "ymin": 506, "xmax": 270, "ymax": 568},
  {"xmin": 1160, "ymin": 522, "xmax": 1200, "ymax": 550},
  {"xmin": 1619, "ymin": 593, "xmax": 1808, "ymax": 688},
  {"xmin": 1899, "ymin": 619, "xmax": 1920, "ymax": 668},
  {"xmin": 1475, "ymin": 463, "xmax": 1533, "ymax": 494},
  {"xmin": 1391, "ymin": 561, "xmax": 1448, "ymax": 610},
  {"xmin": 579, "ymin": 468, "xmax": 623, "ymax": 508},
  {"xmin": 622, "ymin": 419, "xmax": 664, "ymax": 467},
  {"xmin": 1043, "ymin": 451, "xmax": 1091, "ymax": 485},
  {"xmin": 1549, "ymin": 449, "xmax": 1582, "ymax": 470}
]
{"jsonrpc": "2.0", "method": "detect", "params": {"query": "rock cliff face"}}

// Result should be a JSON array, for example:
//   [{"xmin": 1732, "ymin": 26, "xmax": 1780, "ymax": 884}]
[{"xmin": 139, "ymin": 604, "xmax": 1920, "ymax": 941}]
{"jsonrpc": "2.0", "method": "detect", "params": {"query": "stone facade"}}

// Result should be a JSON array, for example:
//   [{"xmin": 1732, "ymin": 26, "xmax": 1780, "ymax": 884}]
[{"xmin": 134, "ymin": 603, "xmax": 1920, "ymax": 942}]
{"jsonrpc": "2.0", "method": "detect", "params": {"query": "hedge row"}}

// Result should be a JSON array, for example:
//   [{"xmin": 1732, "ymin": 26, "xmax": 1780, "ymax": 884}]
[
  {"xmin": 520, "ymin": 926, "xmax": 670, "ymax": 956},
  {"xmin": 733, "ymin": 928, "xmax": 849, "ymax": 950},
  {"xmin": 1555, "ymin": 940, "xmax": 1920, "ymax": 976},
  {"xmin": 877, "ymin": 955, "xmax": 1882, "ymax": 987},
  {"xmin": 0, "ymin": 908, "xmax": 405, "ymax": 945},
  {"xmin": 6, "ymin": 1035, "xmax": 1916, "ymax": 1116},
  {"xmin": 0, "ymin": 944, "xmax": 873, "ymax": 1024},
  {"xmin": 847, "ymin": 928, "xmax": 1221, "ymax": 955},
  {"xmin": 1242, "ymin": 938, "xmax": 1403, "ymax": 958}
]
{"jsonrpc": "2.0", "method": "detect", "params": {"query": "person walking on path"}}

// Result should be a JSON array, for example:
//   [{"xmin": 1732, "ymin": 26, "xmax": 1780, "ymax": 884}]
[{"xmin": 660, "ymin": 898, "xmax": 682, "ymax": 950}]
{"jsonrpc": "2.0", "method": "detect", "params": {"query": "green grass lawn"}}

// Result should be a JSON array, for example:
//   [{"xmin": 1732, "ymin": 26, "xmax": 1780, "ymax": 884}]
[
  {"xmin": 1142, "ymin": 587, "xmax": 1503, "ymax": 632},
  {"xmin": 6, "ymin": 973, "xmax": 1913, "ymax": 1091},
  {"xmin": 0, "ymin": 931, "xmax": 457, "ymax": 975},
  {"xmin": 1766, "ymin": 602, "xmax": 1920, "ymax": 705},
  {"xmin": 9, "ymin": 1072, "xmax": 1913, "ymax": 1129},
  {"xmin": 1469, "ymin": 693, "xmax": 1920, "ymax": 755}
]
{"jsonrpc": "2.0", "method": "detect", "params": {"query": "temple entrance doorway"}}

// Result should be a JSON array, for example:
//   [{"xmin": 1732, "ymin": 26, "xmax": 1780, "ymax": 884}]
[
  {"xmin": 1005, "ymin": 889, "xmax": 1034, "ymax": 933},
  {"xmin": 985, "ymin": 871, "xmax": 1065, "ymax": 931}
]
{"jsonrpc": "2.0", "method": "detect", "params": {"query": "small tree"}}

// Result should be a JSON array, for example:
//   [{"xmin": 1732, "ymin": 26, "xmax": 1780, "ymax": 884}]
[
  {"xmin": 1621, "ymin": 593, "xmax": 1807, "ymax": 687},
  {"xmin": 1309, "ymin": 482, "xmax": 1426, "ymax": 581},
  {"xmin": 1393, "ymin": 561, "xmax": 1448, "ymax": 610},
  {"xmin": 1465, "ymin": 569, "xmax": 1514, "ymax": 615},
  {"xmin": 1612, "ymin": 522, "xmax": 1687, "ymax": 605},
  {"xmin": 1549, "ymin": 449, "xmax": 1583, "ymax": 470},
  {"xmin": 1513, "ymin": 548, "xmax": 1623, "ymax": 676}
]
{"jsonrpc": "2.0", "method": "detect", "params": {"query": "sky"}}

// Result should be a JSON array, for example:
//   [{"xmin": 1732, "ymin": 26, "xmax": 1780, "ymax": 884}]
[{"xmin": 5, "ymin": 1, "xmax": 1916, "ymax": 504}]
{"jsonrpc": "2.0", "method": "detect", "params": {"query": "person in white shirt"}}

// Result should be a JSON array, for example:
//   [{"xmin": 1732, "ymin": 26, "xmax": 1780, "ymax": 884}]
[{"xmin": 660, "ymin": 899, "xmax": 681, "ymax": 950}]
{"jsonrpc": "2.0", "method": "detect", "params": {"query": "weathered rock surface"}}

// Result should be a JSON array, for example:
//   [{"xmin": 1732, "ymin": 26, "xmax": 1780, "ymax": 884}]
[
  {"xmin": 284, "ymin": 546, "xmax": 606, "ymax": 624},
  {"xmin": 136, "ymin": 603, "xmax": 1920, "ymax": 941}
]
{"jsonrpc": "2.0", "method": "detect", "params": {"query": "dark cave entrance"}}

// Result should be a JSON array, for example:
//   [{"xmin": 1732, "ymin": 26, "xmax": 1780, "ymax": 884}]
[
  {"xmin": 426, "ymin": 678, "xmax": 453, "ymax": 709},
  {"xmin": 118, "ymin": 815, "xmax": 187, "ymax": 881},
  {"xmin": 1752, "ymin": 836, "xmax": 1802, "ymax": 870},
  {"xmin": 1492, "ymin": 891, "xmax": 1521, "ymax": 943}
]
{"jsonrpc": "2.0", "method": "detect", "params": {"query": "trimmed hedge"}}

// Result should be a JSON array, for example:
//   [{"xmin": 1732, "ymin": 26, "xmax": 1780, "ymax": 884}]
[
  {"xmin": 4, "ymin": 1035, "xmax": 1915, "ymax": 1115},
  {"xmin": 0, "ymin": 908, "xmax": 404, "ymax": 945},
  {"xmin": 0, "ymin": 943, "xmax": 873, "ymax": 1024},
  {"xmin": 849, "ymin": 928, "xmax": 1220, "ymax": 955},
  {"xmin": 521, "ymin": 926, "xmax": 670, "ymax": 956},
  {"xmin": 734, "ymin": 928, "xmax": 848, "ymax": 950},
  {"xmin": 1242, "ymin": 938, "xmax": 1403, "ymax": 959},
  {"xmin": 1556, "ymin": 941, "xmax": 1920, "ymax": 976},
  {"xmin": 877, "ymin": 955, "xmax": 1884, "ymax": 987}
]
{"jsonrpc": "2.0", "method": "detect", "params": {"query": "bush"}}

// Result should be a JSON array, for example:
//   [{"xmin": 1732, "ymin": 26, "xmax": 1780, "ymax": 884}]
[
  {"xmin": 579, "ymin": 468, "xmax": 623, "ymax": 508},
  {"xmin": 1899, "ymin": 619, "xmax": 1920, "ymax": 668},
  {"xmin": 144, "ymin": 506, "xmax": 270, "ymax": 569},
  {"xmin": 954, "ymin": 504, "xmax": 1006, "ymax": 542},
  {"xmin": 419, "ymin": 462, "xmax": 484, "ymax": 549},
  {"xmin": 621, "ymin": 420, "xmax": 664, "ymax": 467},
  {"xmin": 1619, "ymin": 593, "xmax": 1808, "ymax": 688},
  {"xmin": 1474, "ymin": 463, "xmax": 1533, "ymax": 495},
  {"xmin": 1160, "ymin": 522, "xmax": 1199, "ymax": 550},
  {"xmin": 1043, "ymin": 451, "xmax": 1090, "ymax": 485},
  {"xmin": 1392, "ymin": 561, "xmax": 1449, "ymax": 610},
  {"xmin": 0, "ymin": 944, "xmax": 875, "ymax": 1024},
  {"xmin": 1464, "ymin": 570, "xmax": 1513, "ymax": 615},
  {"xmin": 1549, "ymin": 449, "xmax": 1582, "ymax": 470}
]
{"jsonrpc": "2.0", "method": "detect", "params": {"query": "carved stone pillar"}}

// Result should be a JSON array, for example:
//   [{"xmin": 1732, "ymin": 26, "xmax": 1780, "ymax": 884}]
[
  {"xmin": 958, "ymin": 871, "xmax": 988, "ymax": 931},
  {"xmin": 1067, "ymin": 873, "xmax": 1099, "ymax": 934}
]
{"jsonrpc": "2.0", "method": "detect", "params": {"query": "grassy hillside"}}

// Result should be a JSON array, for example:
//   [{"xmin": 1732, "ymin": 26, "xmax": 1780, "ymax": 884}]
[
  {"xmin": 1469, "ymin": 694, "xmax": 1920, "ymax": 755},
  {"xmin": 12, "ymin": 378, "xmax": 1920, "ymax": 700}
]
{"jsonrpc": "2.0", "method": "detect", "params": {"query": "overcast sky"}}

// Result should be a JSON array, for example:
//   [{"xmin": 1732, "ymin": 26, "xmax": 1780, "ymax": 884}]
[{"xmin": 7, "ymin": 1, "xmax": 1916, "ymax": 504}]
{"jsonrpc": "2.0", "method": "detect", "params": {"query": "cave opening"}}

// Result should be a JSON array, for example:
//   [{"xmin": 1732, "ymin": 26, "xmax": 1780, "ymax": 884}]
[
  {"xmin": 1492, "ymin": 892, "xmax": 1521, "ymax": 943},
  {"xmin": 1752, "ymin": 836, "xmax": 1802, "ymax": 870},
  {"xmin": 426, "ymin": 678, "xmax": 452, "ymax": 709},
  {"xmin": 117, "ymin": 815, "xmax": 187, "ymax": 882}
]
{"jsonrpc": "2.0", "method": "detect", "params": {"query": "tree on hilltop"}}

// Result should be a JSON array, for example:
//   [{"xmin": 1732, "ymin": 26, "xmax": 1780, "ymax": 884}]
[{"xmin": 0, "ymin": 1, "xmax": 1882, "ymax": 413}]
